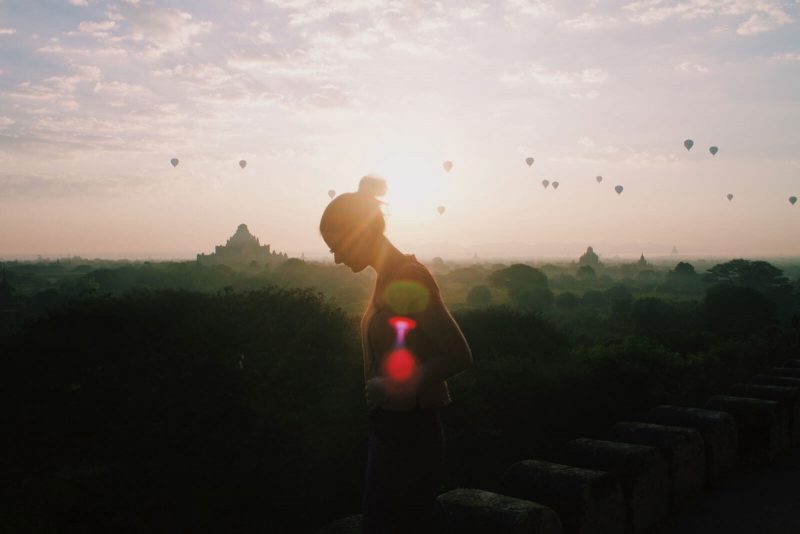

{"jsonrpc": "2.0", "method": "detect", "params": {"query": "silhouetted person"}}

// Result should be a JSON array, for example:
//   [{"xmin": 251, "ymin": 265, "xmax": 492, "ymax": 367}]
[{"xmin": 320, "ymin": 175, "xmax": 473, "ymax": 534}]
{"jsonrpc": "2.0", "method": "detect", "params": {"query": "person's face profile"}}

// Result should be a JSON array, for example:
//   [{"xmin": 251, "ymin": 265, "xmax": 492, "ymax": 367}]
[{"xmin": 327, "ymin": 232, "xmax": 371, "ymax": 272}]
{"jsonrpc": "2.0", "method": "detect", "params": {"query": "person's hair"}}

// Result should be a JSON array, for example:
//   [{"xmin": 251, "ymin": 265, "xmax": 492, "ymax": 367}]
[{"xmin": 319, "ymin": 175, "xmax": 388, "ymax": 249}]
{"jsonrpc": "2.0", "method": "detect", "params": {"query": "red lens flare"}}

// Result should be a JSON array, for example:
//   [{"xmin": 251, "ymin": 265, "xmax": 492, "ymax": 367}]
[
  {"xmin": 389, "ymin": 316, "xmax": 416, "ymax": 346},
  {"xmin": 384, "ymin": 348, "xmax": 415, "ymax": 382}
]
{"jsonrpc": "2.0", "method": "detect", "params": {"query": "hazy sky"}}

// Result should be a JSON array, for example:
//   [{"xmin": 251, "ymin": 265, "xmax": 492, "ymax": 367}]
[{"xmin": 0, "ymin": 0, "xmax": 799, "ymax": 260}]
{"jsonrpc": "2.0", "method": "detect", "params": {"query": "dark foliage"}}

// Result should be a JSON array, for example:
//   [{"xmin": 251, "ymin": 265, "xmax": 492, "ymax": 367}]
[
  {"xmin": 1, "ymin": 288, "xmax": 363, "ymax": 534},
  {"xmin": 702, "ymin": 283, "xmax": 777, "ymax": 336},
  {"xmin": 488, "ymin": 264, "xmax": 548, "ymax": 292},
  {"xmin": 466, "ymin": 284, "xmax": 492, "ymax": 308}
]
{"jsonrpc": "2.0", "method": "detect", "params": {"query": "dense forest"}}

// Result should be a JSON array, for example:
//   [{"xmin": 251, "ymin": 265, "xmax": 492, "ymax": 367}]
[{"xmin": 2, "ymin": 255, "xmax": 800, "ymax": 532}]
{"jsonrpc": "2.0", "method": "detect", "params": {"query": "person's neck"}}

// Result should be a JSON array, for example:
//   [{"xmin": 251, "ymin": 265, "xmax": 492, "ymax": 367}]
[{"xmin": 371, "ymin": 237, "xmax": 407, "ymax": 279}]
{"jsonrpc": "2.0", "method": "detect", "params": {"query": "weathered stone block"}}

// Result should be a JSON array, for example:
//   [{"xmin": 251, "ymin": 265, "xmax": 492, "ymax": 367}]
[
  {"xmin": 558, "ymin": 438, "xmax": 668, "ymax": 534},
  {"xmin": 730, "ymin": 383, "xmax": 800, "ymax": 446},
  {"xmin": 605, "ymin": 422, "xmax": 705, "ymax": 512},
  {"xmin": 314, "ymin": 514, "xmax": 361, "ymax": 534},
  {"xmin": 500, "ymin": 459, "xmax": 625, "ymax": 534},
  {"xmin": 771, "ymin": 367, "xmax": 800, "ymax": 378},
  {"xmin": 705, "ymin": 395, "xmax": 789, "ymax": 464},
  {"xmin": 436, "ymin": 488, "xmax": 562, "ymax": 534},
  {"xmin": 642, "ymin": 405, "xmax": 737, "ymax": 488},
  {"xmin": 751, "ymin": 374, "xmax": 800, "ymax": 388}
]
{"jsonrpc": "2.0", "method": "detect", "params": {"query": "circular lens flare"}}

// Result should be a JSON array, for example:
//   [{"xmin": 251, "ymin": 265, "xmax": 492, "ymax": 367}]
[{"xmin": 384, "ymin": 348, "xmax": 415, "ymax": 382}]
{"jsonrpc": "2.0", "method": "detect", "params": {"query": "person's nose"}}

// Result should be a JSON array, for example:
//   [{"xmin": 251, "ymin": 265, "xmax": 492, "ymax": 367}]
[{"xmin": 333, "ymin": 252, "xmax": 341, "ymax": 264}]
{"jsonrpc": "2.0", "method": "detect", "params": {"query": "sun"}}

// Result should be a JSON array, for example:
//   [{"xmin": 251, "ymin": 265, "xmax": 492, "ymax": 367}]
[{"xmin": 371, "ymin": 151, "xmax": 449, "ymax": 220}]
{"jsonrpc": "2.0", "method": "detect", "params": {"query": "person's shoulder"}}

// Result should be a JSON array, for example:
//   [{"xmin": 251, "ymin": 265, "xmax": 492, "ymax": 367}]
[
  {"xmin": 376, "ymin": 255, "xmax": 442, "ymax": 316},
  {"xmin": 394, "ymin": 256, "xmax": 439, "ymax": 294}
]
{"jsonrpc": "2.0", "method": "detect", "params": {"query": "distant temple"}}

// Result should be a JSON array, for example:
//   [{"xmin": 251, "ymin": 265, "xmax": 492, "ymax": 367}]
[
  {"xmin": 0, "ymin": 266, "xmax": 16, "ymax": 336},
  {"xmin": 578, "ymin": 246, "xmax": 600, "ymax": 267},
  {"xmin": 197, "ymin": 224, "xmax": 287, "ymax": 268},
  {"xmin": 671, "ymin": 245, "xmax": 678, "ymax": 255},
  {"xmin": 638, "ymin": 253, "xmax": 649, "ymax": 267}
]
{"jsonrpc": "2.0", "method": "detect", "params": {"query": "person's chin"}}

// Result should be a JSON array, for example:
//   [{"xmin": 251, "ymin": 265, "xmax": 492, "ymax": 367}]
[{"xmin": 350, "ymin": 264, "xmax": 367, "ymax": 273}]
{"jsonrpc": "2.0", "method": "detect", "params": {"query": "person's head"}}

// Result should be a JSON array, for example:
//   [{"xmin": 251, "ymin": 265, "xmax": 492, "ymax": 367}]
[{"xmin": 319, "ymin": 175, "xmax": 388, "ymax": 272}]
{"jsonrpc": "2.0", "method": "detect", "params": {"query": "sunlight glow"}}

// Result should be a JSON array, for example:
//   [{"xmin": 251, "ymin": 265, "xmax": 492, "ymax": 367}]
[{"xmin": 369, "ymin": 140, "xmax": 451, "ymax": 220}]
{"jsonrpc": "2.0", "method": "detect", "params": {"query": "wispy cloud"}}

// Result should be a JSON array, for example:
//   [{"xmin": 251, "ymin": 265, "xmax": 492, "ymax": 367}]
[
  {"xmin": 676, "ymin": 61, "xmax": 710, "ymax": 73},
  {"xmin": 502, "ymin": 64, "xmax": 608, "ymax": 88},
  {"xmin": 506, "ymin": 0, "xmax": 557, "ymax": 18},
  {"xmin": 622, "ymin": 0, "xmax": 794, "ymax": 35},
  {"xmin": 770, "ymin": 52, "xmax": 800, "ymax": 61},
  {"xmin": 79, "ymin": 3, "xmax": 216, "ymax": 60},
  {"xmin": 560, "ymin": 12, "xmax": 617, "ymax": 30}
]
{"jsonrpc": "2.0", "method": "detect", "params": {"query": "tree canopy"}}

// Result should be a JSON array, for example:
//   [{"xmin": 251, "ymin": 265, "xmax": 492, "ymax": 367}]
[{"xmin": 488, "ymin": 264, "xmax": 548, "ymax": 293}]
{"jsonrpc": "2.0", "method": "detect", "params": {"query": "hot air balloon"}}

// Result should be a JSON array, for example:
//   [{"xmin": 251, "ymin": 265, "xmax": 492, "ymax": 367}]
[
  {"xmin": 596, "ymin": 176, "xmax": 603, "ymax": 183},
  {"xmin": 727, "ymin": 193, "xmax": 733, "ymax": 201},
  {"xmin": 170, "ymin": 158, "xmax": 179, "ymax": 167},
  {"xmin": 525, "ymin": 157, "xmax": 534, "ymax": 167},
  {"xmin": 542, "ymin": 179, "xmax": 550, "ymax": 189},
  {"xmin": 790, "ymin": 196, "xmax": 798, "ymax": 206},
  {"xmin": 552, "ymin": 181, "xmax": 560, "ymax": 190},
  {"xmin": 615, "ymin": 185, "xmax": 624, "ymax": 195},
  {"xmin": 328, "ymin": 189, "xmax": 336, "ymax": 199},
  {"xmin": 684, "ymin": 139, "xmax": 694, "ymax": 151},
  {"xmin": 239, "ymin": 160, "xmax": 247, "ymax": 169},
  {"xmin": 442, "ymin": 161, "xmax": 453, "ymax": 172},
  {"xmin": 437, "ymin": 205, "xmax": 445, "ymax": 215},
  {"xmin": 709, "ymin": 146, "xmax": 718, "ymax": 156}
]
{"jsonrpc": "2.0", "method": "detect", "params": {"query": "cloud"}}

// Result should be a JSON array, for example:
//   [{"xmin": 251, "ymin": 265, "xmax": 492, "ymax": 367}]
[
  {"xmin": 676, "ymin": 61, "xmax": 710, "ymax": 73},
  {"xmin": 0, "ymin": 28, "xmax": 16, "ymax": 35},
  {"xmin": 388, "ymin": 39, "xmax": 445, "ymax": 58},
  {"xmin": 78, "ymin": 20, "xmax": 117, "ymax": 34},
  {"xmin": 92, "ymin": 81, "xmax": 154, "ymax": 107},
  {"xmin": 265, "ymin": 0, "xmax": 386, "ymax": 26},
  {"xmin": 68, "ymin": 0, "xmax": 89, "ymax": 5},
  {"xmin": 155, "ymin": 63, "xmax": 233, "ymax": 86},
  {"xmin": 1, "ymin": 64, "xmax": 102, "ymax": 114},
  {"xmin": 301, "ymin": 84, "xmax": 352, "ymax": 109},
  {"xmin": 95, "ymin": 3, "xmax": 214, "ymax": 59},
  {"xmin": 568, "ymin": 89, "xmax": 600, "ymax": 100},
  {"xmin": 770, "ymin": 52, "xmax": 800, "ymax": 61},
  {"xmin": 227, "ymin": 48, "xmax": 337, "ymax": 79},
  {"xmin": 36, "ymin": 44, "xmax": 128, "ymax": 58},
  {"xmin": 248, "ymin": 21, "xmax": 273, "ymax": 43},
  {"xmin": 506, "ymin": 0, "xmax": 557, "ymax": 18},
  {"xmin": 577, "ymin": 136, "xmax": 620, "ymax": 155},
  {"xmin": 622, "ymin": 0, "xmax": 794, "ymax": 35},
  {"xmin": 305, "ymin": 23, "xmax": 381, "ymax": 60},
  {"xmin": 736, "ymin": 13, "xmax": 782, "ymax": 34},
  {"xmin": 0, "ymin": 116, "xmax": 15, "ymax": 128},
  {"xmin": 37, "ymin": 4, "xmax": 213, "ymax": 60},
  {"xmin": 503, "ymin": 64, "xmax": 609, "ymax": 88},
  {"xmin": 458, "ymin": 4, "xmax": 490, "ymax": 22},
  {"xmin": 560, "ymin": 13, "xmax": 617, "ymax": 30},
  {"xmin": 501, "ymin": 63, "xmax": 609, "ymax": 101}
]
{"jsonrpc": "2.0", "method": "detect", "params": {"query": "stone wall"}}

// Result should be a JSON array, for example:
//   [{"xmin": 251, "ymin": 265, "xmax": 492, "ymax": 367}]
[{"xmin": 317, "ymin": 356, "xmax": 800, "ymax": 534}]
